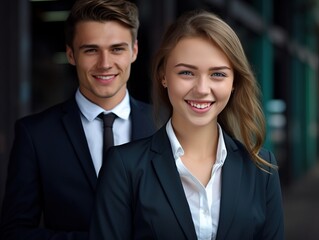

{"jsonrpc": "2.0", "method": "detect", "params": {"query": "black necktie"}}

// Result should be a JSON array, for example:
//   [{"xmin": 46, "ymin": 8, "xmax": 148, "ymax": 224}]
[{"xmin": 99, "ymin": 113, "xmax": 117, "ymax": 156}]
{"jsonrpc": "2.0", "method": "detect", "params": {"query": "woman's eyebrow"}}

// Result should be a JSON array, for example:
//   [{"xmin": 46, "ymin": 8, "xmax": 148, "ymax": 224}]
[{"xmin": 174, "ymin": 63, "xmax": 231, "ymax": 71}]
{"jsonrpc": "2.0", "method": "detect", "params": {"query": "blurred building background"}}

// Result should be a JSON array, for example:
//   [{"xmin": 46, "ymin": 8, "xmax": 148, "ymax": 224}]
[{"xmin": 0, "ymin": 0, "xmax": 318, "ymax": 239}]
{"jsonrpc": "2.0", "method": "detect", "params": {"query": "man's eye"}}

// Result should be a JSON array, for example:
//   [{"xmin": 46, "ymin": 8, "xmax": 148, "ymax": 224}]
[
  {"xmin": 112, "ymin": 48, "xmax": 125, "ymax": 53},
  {"xmin": 84, "ymin": 49, "xmax": 97, "ymax": 53}
]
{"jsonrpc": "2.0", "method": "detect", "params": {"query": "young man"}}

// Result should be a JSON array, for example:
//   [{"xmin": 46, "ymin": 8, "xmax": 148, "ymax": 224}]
[{"xmin": 0, "ymin": 0, "xmax": 156, "ymax": 239}]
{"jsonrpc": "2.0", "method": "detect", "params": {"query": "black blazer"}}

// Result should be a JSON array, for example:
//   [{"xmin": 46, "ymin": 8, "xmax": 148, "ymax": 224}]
[
  {"xmin": 0, "ymin": 96, "xmax": 156, "ymax": 240},
  {"xmin": 90, "ymin": 126, "xmax": 284, "ymax": 240}
]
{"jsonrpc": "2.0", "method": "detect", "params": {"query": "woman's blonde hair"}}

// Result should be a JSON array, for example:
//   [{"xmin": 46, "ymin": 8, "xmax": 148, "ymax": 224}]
[{"xmin": 152, "ymin": 9, "xmax": 275, "ymax": 170}]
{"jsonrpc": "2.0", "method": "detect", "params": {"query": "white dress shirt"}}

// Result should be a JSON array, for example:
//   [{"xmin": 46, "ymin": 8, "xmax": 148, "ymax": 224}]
[
  {"xmin": 75, "ymin": 89, "xmax": 131, "ymax": 175},
  {"xmin": 166, "ymin": 119, "xmax": 227, "ymax": 240}
]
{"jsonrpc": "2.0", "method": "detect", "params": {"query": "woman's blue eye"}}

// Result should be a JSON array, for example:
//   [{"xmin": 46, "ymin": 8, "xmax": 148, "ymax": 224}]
[
  {"xmin": 179, "ymin": 71, "xmax": 193, "ymax": 76},
  {"xmin": 212, "ymin": 72, "xmax": 226, "ymax": 77}
]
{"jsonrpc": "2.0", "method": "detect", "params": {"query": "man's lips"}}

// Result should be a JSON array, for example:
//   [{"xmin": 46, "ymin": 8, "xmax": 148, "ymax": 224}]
[{"xmin": 93, "ymin": 74, "xmax": 118, "ymax": 80}]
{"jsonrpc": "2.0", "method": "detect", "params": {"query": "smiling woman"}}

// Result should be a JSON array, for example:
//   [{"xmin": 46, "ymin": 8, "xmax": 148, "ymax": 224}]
[
  {"xmin": 163, "ymin": 37, "xmax": 234, "ymax": 134},
  {"xmin": 90, "ymin": 9, "xmax": 284, "ymax": 240}
]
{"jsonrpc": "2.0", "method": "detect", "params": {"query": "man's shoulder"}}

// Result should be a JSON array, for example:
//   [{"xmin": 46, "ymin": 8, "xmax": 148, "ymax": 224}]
[
  {"xmin": 17, "ymin": 97, "xmax": 77, "ymax": 126},
  {"xmin": 129, "ymin": 97, "xmax": 153, "ymax": 110}
]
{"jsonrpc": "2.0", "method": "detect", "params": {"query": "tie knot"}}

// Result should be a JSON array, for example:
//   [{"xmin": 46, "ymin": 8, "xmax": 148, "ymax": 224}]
[{"xmin": 99, "ymin": 113, "xmax": 117, "ymax": 128}]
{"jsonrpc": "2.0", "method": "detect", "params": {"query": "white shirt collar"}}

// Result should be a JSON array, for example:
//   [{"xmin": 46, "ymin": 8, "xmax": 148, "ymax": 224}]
[
  {"xmin": 166, "ymin": 119, "xmax": 184, "ymax": 159},
  {"xmin": 165, "ymin": 119, "xmax": 227, "ymax": 166},
  {"xmin": 75, "ymin": 89, "xmax": 131, "ymax": 121}
]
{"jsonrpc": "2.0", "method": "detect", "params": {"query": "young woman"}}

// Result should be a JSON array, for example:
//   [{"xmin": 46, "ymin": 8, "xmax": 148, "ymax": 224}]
[{"xmin": 90, "ymin": 9, "xmax": 284, "ymax": 240}]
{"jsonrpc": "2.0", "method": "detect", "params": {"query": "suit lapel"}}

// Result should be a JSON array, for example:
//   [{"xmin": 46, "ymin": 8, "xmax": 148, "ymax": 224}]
[
  {"xmin": 216, "ymin": 133, "xmax": 244, "ymax": 240},
  {"xmin": 61, "ymin": 98, "xmax": 97, "ymax": 190},
  {"xmin": 151, "ymin": 127, "xmax": 197, "ymax": 240}
]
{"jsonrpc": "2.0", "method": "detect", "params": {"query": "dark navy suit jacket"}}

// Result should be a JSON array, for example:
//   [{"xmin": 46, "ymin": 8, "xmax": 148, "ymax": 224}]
[
  {"xmin": 0, "ymin": 96, "xmax": 156, "ymax": 240},
  {"xmin": 90, "ymin": 126, "xmax": 284, "ymax": 240}
]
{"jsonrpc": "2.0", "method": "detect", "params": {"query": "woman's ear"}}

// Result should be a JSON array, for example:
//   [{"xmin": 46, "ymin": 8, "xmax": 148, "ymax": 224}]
[{"xmin": 162, "ymin": 76, "xmax": 167, "ymax": 88}]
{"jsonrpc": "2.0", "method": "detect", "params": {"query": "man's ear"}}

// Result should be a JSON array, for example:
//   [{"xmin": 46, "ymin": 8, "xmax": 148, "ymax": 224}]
[
  {"xmin": 66, "ymin": 45, "xmax": 76, "ymax": 66},
  {"xmin": 131, "ymin": 40, "xmax": 138, "ymax": 63}
]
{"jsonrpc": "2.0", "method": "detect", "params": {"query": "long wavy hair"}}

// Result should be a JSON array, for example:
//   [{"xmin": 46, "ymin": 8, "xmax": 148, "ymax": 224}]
[{"xmin": 152, "ymin": 9, "xmax": 275, "ymax": 170}]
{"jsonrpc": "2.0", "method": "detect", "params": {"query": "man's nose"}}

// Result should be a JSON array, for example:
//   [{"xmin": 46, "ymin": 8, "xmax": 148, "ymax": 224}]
[{"xmin": 97, "ymin": 52, "xmax": 112, "ymax": 69}]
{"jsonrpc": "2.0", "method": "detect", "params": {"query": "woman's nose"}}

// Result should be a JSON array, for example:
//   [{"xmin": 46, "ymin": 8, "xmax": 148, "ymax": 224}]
[{"xmin": 194, "ymin": 76, "xmax": 211, "ymax": 95}]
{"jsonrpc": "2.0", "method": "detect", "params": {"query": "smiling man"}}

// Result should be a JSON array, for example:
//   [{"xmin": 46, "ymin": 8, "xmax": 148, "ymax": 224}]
[{"xmin": 0, "ymin": 1, "xmax": 156, "ymax": 240}]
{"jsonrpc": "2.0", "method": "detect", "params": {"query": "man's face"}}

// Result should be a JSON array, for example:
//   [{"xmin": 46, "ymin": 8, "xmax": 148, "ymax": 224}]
[{"xmin": 66, "ymin": 21, "xmax": 138, "ymax": 110}]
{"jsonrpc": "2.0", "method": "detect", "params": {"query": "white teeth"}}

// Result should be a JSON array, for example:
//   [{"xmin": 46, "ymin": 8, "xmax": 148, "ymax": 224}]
[
  {"xmin": 96, "ymin": 75, "xmax": 114, "ymax": 80},
  {"xmin": 189, "ymin": 101, "xmax": 211, "ymax": 109}
]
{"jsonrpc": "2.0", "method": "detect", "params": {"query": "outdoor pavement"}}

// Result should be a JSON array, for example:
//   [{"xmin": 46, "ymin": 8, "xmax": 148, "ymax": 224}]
[{"xmin": 282, "ymin": 163, "xmax": 319, "ymax": 240}]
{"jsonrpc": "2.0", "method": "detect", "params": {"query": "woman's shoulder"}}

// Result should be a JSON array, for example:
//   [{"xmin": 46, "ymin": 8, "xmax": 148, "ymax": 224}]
[{"xmin": 223, "ymin": 130, "xmax": 278, "ymax": 170}]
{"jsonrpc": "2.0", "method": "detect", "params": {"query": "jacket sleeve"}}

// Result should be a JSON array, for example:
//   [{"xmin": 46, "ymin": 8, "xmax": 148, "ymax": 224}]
[
  {"xmin": 262, "ymin": 151, "xmax": 285, "ymax": 240},
  {"xmin": 0, "ymin": 120, "xmax": 88, "ymax": 240},
  {"xmin": 89, "ymin": 147, "xmax": 132, "ymax": 240}
]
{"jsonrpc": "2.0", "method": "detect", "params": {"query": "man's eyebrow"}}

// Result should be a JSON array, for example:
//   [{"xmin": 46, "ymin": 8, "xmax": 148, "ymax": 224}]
[
  {"xmin": 79, "ymin": 44, "xmax": 98, "ymax": 50},
  {"xmin": 78, "ymin": 42, "xmax": 129, "ymax": 50},
  {"xmin": 110, "ymin": 42, "xmax": 129, "ymax": 48}
]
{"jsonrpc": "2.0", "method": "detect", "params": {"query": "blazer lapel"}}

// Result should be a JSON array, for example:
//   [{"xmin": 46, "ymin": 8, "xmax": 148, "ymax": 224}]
[
  {"xmin": 151, "ymin": 127, "xmax": 197, "ymax": 240},
  {"xmin": 216, "ymin": 133, "xmax": 244, "ymax": 240},
  {"xmin": 61, "ymin": 98, "xmax": 97, "ymax": 190}
]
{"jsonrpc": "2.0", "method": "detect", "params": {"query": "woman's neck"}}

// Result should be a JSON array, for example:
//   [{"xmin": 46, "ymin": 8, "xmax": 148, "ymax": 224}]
[
  {"xmin": 172, "ymin": 119, "xmax": 219, "ymax": 162},
  {"xmin": 172, "ymin": 121, "xmax": 219, "ymax": 186}
]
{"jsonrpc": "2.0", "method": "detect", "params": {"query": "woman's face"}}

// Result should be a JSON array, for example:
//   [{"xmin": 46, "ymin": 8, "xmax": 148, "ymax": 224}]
[{"xmin": 163, "ymin": 37, "xmax": 234, "ymax": 129}]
